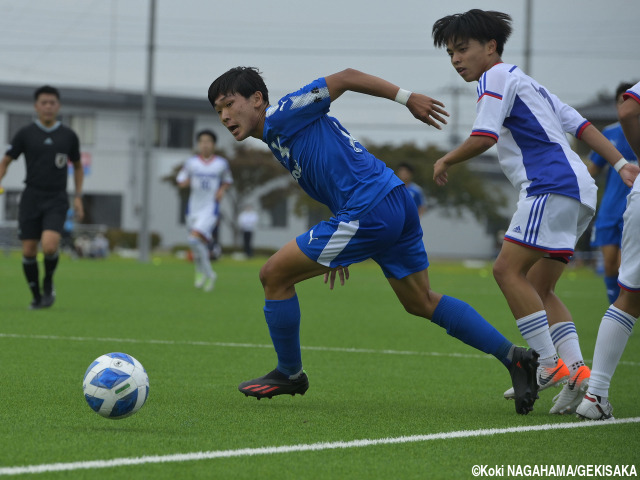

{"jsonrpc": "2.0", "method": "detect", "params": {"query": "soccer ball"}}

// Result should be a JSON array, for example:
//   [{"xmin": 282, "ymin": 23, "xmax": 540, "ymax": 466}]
[{"xmin": 83, "ymin": 352, "xmax": 149, "ymax": 419}]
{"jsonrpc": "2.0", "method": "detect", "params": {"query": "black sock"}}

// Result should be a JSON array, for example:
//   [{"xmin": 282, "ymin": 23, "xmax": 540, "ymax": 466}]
[
  {"xmin": 43, "ymin": 252, "xmax": 59, "ymax": 295},
  {"xmin": 22, "ymin": 256, "xmax": 41, "ymax": 300}
]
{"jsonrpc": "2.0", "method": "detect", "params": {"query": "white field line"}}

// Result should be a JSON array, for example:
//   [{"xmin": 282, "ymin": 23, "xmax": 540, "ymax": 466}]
[
  {"xmin": 1, "ymin": 417, "xmax": 638, "ymax": 476},
  {"xmin": 1, "ymin": 332, "xmax": 639, "ymax": 367}
]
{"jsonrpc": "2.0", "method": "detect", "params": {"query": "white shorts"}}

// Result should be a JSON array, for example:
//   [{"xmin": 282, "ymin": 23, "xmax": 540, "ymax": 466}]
[
  {"xmin": 618, "ymin": 189, "xmax": 640, "ymax": 291},
  {"xmin": 186, "ymin": 212, "xmax": 218, "ymax": 241},
  {"xmin": 504, "ymin": 193, "xmax": 594, "ymax": 261}
]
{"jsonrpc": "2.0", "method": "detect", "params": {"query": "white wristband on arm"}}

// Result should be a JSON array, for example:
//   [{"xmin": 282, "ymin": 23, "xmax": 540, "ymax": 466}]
[
  {"xmin": 613, "ymin": 158, "xmax": 629, "ymax": 173},
  {"xmin": 395, "ymin": 88, "xmax": 412, "ymax": 106}
]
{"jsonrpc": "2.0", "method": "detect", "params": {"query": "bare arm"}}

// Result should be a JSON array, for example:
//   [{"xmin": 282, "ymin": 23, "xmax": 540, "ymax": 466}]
[
  {"xmin": 215, "ymin": 182, "xmax": 230, "ymax": 203},
  {"xmin": 324, "ymin": 68, "xmax": 449, "ymax": 129},
  {"xmin": 72, "ymin": 161, "xmax": 85, "ymax": 221},
  {"xmin": 0, "ymin": 154, "xmax": 13, "ymax": 187},
  {"xmin": 580, "ymin": 124, "xmax": 639, "ymax": 187},
  {"xmin": 619, "ymin": 96, "xmax": 640, "ymax": 160},
  {"xmin": 433, "ymin": 135, "xmax": 497, "ymax": 186}
]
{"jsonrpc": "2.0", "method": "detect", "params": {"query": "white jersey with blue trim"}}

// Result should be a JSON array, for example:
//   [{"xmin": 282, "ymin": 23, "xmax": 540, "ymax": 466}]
[
  {"xmin": 262, "ymin": 77, "xmax": 402, "ymax": 218},
  {"xmin": 176, "ymin": 155, "xmax": 233, "ymax": 216},
  {"xmin": 471, "ymin": 63, "xmax": 597, "ymax": 209},
  {"xmin": 624, "ymin": 81, "xmax": 640, "ymax": 195}
]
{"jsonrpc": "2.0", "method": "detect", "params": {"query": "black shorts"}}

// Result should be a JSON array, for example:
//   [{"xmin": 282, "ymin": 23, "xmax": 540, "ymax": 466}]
[{"xmin": 18, "ymin": 188, "xmax": 69, "ymax": 240}]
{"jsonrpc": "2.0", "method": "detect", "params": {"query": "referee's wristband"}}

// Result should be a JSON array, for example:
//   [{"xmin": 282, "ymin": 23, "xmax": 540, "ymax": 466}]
[
  {"xmin": 395, "ymin": 88, "xmax": 412, "ymax": 106},
  {"xmin": 613, "ymin": 158, "xmax": 629, "ymax": 173}
]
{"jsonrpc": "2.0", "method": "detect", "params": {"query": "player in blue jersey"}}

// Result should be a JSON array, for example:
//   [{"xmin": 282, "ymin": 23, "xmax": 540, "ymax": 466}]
[
  {"xmin": 208, "ymin": 66, "xmax": 541, "ymax": 415},
  {"xmin": 577, "ymin": 82, "xmax": 640, "ymax": 419},
  {"xmin": 396, "ymin": 163, "xmax": 427, "ymax": 215},
  {"xmin": 588, "ymin": 83, "xmax": 636, "ymax": 304},
  {"xmin": 431, "ymin": 9, "xmax": 640, "ymax": 415}
]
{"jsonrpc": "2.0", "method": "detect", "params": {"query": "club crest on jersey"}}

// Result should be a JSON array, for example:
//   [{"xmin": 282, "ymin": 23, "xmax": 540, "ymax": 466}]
[{"xmin": 55, "ymin": 153, "xmax": 69, "ymax": 168}]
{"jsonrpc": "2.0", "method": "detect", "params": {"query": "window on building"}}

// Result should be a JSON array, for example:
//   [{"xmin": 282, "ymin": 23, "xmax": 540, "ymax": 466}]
[
  {"xmin": 154, "ymin": 117, "xmax": 194, "ymax": 149},
  {"xmin": 2, "ymin": 190, "xmax": 21, "ymax": 221},
  {"xmin": 267, "ymin": 197, "xmax": 288, "ymax": 228},
  {"xmin": 80, "ymin": 194, "xmax": 122, "ymax": 227},
  {"xmin": 7, "ymin": 113, "xmax": 32, "ymax": 142},
  {"xmin": 62, "ymin": 114, "xmax": 96, "ymax": 146}
]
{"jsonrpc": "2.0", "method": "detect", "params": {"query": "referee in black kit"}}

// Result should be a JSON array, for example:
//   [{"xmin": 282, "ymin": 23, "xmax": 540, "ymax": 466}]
[{"xmin": 0, "ymin": 85, "xmax": 84, "ymax": 309}]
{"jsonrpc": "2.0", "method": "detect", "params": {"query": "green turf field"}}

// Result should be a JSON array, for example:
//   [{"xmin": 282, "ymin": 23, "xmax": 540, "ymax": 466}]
[{"xmin": 0, "ymin": 253, "xmax": 638, "ymax": 479}]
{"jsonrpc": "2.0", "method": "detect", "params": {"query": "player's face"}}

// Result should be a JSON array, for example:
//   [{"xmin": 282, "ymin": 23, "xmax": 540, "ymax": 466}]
[
  {"xmin": 213, "ymin": 92, "xmax": 265, "ymax": 141},
  {"xmin": 34, "ymin": 93, "xmax": 60, "ymax": 126},
  {"xmin": 446, "ymin": 38, "xmax": 496, "ymax": 82},
  {"xmin": 197, "ymin": 135, "xmax": 215, "ymax": 157}
]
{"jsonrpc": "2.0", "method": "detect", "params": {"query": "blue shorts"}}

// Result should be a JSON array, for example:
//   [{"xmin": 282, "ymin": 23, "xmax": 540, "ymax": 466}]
[
  {"xmin": 296, "ymin": 186, "xmax": 429, "ymax": 279},
  {"xmin": 590, "ymin": 220, "xmax": 624, "ymax": 248}
]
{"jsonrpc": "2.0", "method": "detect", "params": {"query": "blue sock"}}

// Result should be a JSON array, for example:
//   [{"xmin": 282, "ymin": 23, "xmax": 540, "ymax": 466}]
[
  {"xmin": 432, "ymin": 295, "xmax": 513, "ymax": 368},
  {"xmin": 604, "ymin": 275, "xmax": 620, "ymax": 304},
  {"xmin": 264, "ymin": 294, "xmax": 302, "ymax": 376}
]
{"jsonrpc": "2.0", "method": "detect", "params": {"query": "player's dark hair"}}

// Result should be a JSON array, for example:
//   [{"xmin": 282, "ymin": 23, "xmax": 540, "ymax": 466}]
[
  {"xmin": 397, "ymin": 163, "xmax": 415, "ymax": 174},
  {"xmin": 616, "ymin": 82, "xmax": 635, "ymax": 100},
  {"xmin": 208, "ymin": 67, "xmax": 269, "ymax": 108},
  {"xmin": 34, "ymin": 85, "xmax": 60, "ymax": 101},
  {"xmin": 196, "ymin": 129, "xmax": 217, "ymax": 143},
  {"xmin": 432, "ymin": 9, "xmax": 512, "ymax": 56}
]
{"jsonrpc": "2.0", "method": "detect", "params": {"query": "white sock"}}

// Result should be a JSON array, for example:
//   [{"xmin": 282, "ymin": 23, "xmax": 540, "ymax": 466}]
[
  {"xmin": 549, "ymin": 321, "xmax": 584, "ymax": 374},
  {"xmin": 194, "ymin": 239, "xmax": 215, "ymax": 279},
  {"xmin": 188, "ymin": 236, "xmax": 203, "ymax": 275},
  {"xmin": 589, "ymin": 305, "xmax": 637, "ymax": 398},
  {"xmin": 516, "ymin": 310, "xmax": 557, "ymax": 367}
]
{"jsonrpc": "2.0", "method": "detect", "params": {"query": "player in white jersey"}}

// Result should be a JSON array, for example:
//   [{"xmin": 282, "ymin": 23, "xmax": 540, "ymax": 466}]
[
  {"xmin": 176, "ymin": 130, "xmax": 232, "ymax": 291},
  {"xmin": 577, "ymin": 82, "xmax": 640, "ymax": 420},
  {"xmin": 432, "ymin": 9, "xmax": 639, "ymax": 415}
]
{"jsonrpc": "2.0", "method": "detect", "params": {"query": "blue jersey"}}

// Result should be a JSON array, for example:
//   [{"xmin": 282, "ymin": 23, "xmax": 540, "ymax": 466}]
[
  {"xmin": 262, "ymin": 77, "xmax": 403, "ymax": 218},
  {"xmin": 590, "ymin": 123, "xmax": 636, "ymax": 229},
  {"xmin": 405, "ymin": 182, "xmax": 426, "ymax": 211}
]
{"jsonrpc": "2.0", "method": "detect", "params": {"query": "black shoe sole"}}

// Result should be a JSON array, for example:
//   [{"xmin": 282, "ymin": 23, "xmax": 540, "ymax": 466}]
[{"xmin": 509, "ymin": 347, "xmax": 540, "ymax": 415}]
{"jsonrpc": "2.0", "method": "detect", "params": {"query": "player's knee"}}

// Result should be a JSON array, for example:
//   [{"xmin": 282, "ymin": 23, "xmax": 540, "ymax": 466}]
[{"xmin": 492, "ymin": 259, "xmax": 509, "ymax": 286}]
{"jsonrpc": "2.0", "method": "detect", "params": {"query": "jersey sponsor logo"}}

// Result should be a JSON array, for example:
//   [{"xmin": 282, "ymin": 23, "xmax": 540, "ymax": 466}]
[
  {"xmin": 271, "ymin": 136, "xmax": 290, "ymax": 159},
  {"xmin": 44, "ymin": 137, "xmax": 53, "ymax": 145},
  {"xmin": 308, "ymin": 229, "xmax": 319, "ymax": 244},
  {"xmin": 55, "ymin": 153, "xmax": 68, "ymax": 168},
  {"xmin": 333, "ymin": 122, "xmax": 362, "ymax": 153},
  {"xmin": 512, "ymin": 225, "xmax": 522, "ymax": 234},
  {"xmin": 291, "ymin": 159, "xmax": 302, "ymax": 181}
]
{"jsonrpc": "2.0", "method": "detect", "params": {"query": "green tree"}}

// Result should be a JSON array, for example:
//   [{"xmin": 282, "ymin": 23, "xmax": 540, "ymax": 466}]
[{"xmin": 367, "ymin": 143, "xmax": 508, "ymax": 232}]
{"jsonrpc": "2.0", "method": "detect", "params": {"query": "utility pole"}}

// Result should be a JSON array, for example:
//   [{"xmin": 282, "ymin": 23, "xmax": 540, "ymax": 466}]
[
  {"xmin": 524, "ymin": 0, "xmax": 533, "ymax": 75},
  {"xmin": 140, "ymin": 0, "xmax": 156, "ymax": 262}
]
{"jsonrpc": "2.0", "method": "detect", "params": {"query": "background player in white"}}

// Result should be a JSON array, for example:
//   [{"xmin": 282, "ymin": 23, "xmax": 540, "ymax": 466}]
[
  {"xmin": 577, "ymin": 81, "xmax": 640, "ymax": 420},
  {"xmin": 431, "ymin": 9, "xmax": 639, "ymax": 415},
  {"xmin": 588, "ymin": 82, "xmax": 636, "ymax": 305},
  {"xmin": 177, "ymin": 130, "xmax": 232, "ymax": 291},
  {"xmin": 208, "ymin": 66, "xmax": 542, "ymax": 415}
]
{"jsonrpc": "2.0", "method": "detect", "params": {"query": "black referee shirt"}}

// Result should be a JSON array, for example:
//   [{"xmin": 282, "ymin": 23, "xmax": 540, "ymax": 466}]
[{"xmin": 5, "ymin": 121, "xmax": 81, "ymax": 192}]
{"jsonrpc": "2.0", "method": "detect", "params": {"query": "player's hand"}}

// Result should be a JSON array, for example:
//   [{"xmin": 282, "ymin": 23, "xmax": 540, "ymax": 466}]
[
  {"xmin": 74, "ymin": 196, "xmax": 85, "ymax": 222},
  {"xmin": 323, "ymin": 266, "xmax": 349, "ymax": 290},
  {"xmin": 619, "ymin": 162, "xmax": 640, "ymax": 187},
  {"xmin": 406, "ymin": 94, "xmax": 449, "ymax": 130},
  {"xmin": 433, "ymin": 158, "xmax": 449, "ymax": 186}
]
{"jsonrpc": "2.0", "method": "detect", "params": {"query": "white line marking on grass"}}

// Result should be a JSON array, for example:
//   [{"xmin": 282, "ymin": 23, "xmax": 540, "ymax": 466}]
[
  {"xmin": 1, "ymin": 417, "xmax": 638, "ymax": 476},
  {"xmin": 1, "ymin": 333, "xmax": 639, "ymax": 367}
]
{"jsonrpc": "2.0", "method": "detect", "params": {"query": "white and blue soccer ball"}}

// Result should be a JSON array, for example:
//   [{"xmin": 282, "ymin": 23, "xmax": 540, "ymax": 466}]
[{"xmin": 83, "ymin": 352, "xmax": 149, "ymax": 419}]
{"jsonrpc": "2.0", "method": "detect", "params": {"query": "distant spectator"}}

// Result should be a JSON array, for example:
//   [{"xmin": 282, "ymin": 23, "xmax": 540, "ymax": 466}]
[
  {"xmin": 238, "ymin": 205, "xmax": 259, "ymax": 257},
  {"xmin": 90, "ymin": 232, "xmax": 109, "ymax": 258},
  {"xmin": 396, "ymin": 163, "xmax": 427, "ymax": 215}
]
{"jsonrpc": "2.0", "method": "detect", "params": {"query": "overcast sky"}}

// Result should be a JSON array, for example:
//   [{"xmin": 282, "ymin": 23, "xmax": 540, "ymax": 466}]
[{"xmin": 1, "ymin": 0, "xmax": 638, "ymax": 149}]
